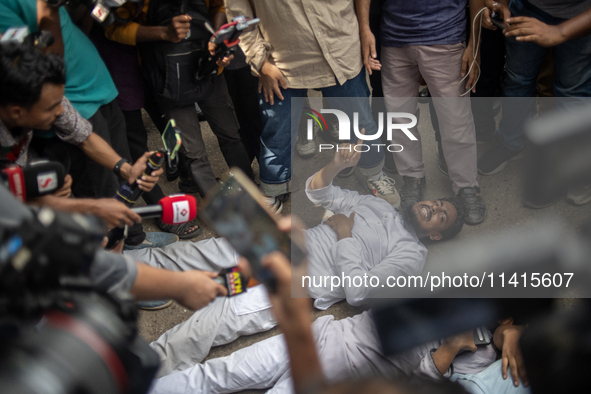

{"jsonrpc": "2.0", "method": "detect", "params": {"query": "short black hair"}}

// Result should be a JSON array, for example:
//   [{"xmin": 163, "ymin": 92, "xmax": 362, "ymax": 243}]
[
  {"xmin": 439, "ymin": 197, "xmax": 465, "ymax": 241},
  {"xmin": 0, "ymin": 43, "xmax": 65, "ymax": 107}
]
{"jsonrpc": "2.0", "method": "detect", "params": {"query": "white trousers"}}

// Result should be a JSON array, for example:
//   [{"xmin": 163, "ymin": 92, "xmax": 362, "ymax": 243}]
[
  {"xmin": 148, "ymin": 312, "xmax": 412, "ymax": 394},
  {"xmin": 125, "ymin": 238, "xmax": 277, "ymax": 377}
]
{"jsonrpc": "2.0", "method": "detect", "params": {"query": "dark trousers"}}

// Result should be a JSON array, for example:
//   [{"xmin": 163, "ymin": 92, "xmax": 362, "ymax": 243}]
[
  {"xmin": 32, "ymin": 100, "xmax": 146, "ymax": 245},
  {"xmin": 157, "ymin": 74, "xmax": 254, "ymax": 197},
  {"xmin": 122, "ymin": 109, "xmax": 166, "ymax": 205},
  {"xmin": 225, "ymin": 66, "xmax": 263, "ymax": 164}
]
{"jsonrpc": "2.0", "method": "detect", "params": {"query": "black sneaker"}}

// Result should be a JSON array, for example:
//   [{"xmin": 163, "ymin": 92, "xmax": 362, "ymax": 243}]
[
  {"xmin": 436, "ymin": 142, "xmax": 449, "ymax": 176},
  {"xmin": 523, "ymin": 196, "xmax": 558, "ymax": 209},
  {"xmin": 457, "ymin": 186, "xmax": 486, "ymax": 225},
  {"xmin": 400, "ymin": 176, "xmax": 425, "ymax": 209},
  {"xmin": 166, "ymin": 166, "xmax": 180, "ymax": 182},
  {"xmin": 178, "ymin": 176, "xmax": 200, "ymax": 194},
  {"xmin": 418, "ymin": 86, "xmax": 431, "ymax": 104},
  {"xmin": 478, "ymin": 143, "xmax": 524, "ymax": 175}
]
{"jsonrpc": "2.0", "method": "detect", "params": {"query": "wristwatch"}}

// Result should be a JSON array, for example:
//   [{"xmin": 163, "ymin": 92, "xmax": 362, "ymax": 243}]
[{"xmin": 113, "ymin": 158, "xmax": 129, "ymax": 177}]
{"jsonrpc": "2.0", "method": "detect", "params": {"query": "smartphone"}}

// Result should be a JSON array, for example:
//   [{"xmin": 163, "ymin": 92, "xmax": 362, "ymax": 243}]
[
  {"xmin": 490, "ymin": 11, "xmax": 508, "ymax": 30},
  {"xmin": 161, "ymin": 119, "xmax": 182, "ymax": 165},
  {"xmin": 200, "ymin": 168, "xmax": 306, "ymax": 292},
  {"xmin": 473, "ymin": 326, "xmax": 492, "ymax": 346}
]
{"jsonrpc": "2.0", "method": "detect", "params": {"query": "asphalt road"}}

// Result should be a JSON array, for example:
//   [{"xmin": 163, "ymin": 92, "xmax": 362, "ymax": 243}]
[{"xmin": 137, "ymin": 95, "xmax": 591, "ymax": 390}]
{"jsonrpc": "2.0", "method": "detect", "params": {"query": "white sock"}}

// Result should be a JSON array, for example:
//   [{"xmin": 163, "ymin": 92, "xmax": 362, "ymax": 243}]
[
  {"xmin": 368, "ymin": 171, "xmax": 385, "ymax": 182},
  {"xmin": 263, "ymin": 195, "xmax": 277, "ymax": 204}
]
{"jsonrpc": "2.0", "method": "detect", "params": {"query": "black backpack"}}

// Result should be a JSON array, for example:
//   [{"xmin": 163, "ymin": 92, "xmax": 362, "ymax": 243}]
[{"xmin": 140, "ymin": 0, "xmax": 215, "ymax": 104}]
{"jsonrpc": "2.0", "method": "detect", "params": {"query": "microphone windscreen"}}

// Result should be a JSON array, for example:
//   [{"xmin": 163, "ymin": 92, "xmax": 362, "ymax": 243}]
[
  {"xmin": 2, "ymin": 166, "xmax": 25, "ymax": 202},
  {"xmin": 159, "ymin": 194, "xmax": 197, "ymax": 224},
  {"xmin": 22, "ymin": 161, "xmax": 65, "ymax": 198}
]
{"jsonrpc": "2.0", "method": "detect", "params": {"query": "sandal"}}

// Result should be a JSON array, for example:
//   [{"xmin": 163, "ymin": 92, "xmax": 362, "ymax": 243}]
[{"xmin": 156, "ymin": 219, "xmax": 203, "ymax": 240}]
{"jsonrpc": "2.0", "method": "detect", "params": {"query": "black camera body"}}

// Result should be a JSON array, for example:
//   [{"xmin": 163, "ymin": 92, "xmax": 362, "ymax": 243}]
[{"xmin": 0, "ymin": 196, "xmax": 159, "ymax": 393}]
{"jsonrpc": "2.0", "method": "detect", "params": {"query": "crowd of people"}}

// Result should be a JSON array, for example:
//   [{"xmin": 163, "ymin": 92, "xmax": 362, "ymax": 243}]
[{"xmin": 1, "ymin": 0, "xmax": 591, "ymax": 392}]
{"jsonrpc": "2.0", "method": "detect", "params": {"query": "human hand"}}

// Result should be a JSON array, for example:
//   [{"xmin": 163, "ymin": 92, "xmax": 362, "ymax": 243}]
[
  {"xmin": 432, "ymin": 329, "xmax": 477, "ymax": 375},
  {"xmin": 128, "ymin": 151, "xmax": 164, "ymax": 192},
  {"xmin": 443, "ymin": 330, "xmax": 478, "ymax": 353},
  {"xmin": 165, "ymin": 14, "xmax": 192, "ymax": 43},
  {"xmin": 324, "ymin": 212, "xmax": 355, "ymax": 241},
  {"xmin": 483, "ymin": 1, "xmax": 512, "ymax": 31},
  {"xmin": 52, "ymin": 174, "xmax": 72, "ymax": 198},
  {"xmin": 258, "ymin": 61, "xmax": 288, "ymax": 105},
  {"xmin": 333, "ymin": 129, "xmax": 365, "ymax": 169},
  {"xmin": 175, "ymin": 270, "xmax": 228, "ymax": 310},
  {"xmin": 360, "ymin": 28, "xmax": 381, "ymax": 75},
  {"xmin": 93, "ymin": 198, "xmax": 142, "ymax": 229},
  {"xmin": 461, "ymin": 43, "xmax": 481, "ymax": 94},
  {"xmin": 262, "ymin": 251, "xmax": 311, "ymax": 329},
  {"xmin": 504, "ymin": 17, "xmax": 565, "ymax": 47},
  {"xmin": 208, "ymin": 42, "xmax": 234, "ymax": 67},
  {"xmin": 494, "ymin": 324, "xmax": 528, "ymax": 387}
]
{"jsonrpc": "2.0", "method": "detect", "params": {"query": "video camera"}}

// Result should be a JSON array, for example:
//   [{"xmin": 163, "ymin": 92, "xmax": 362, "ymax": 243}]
[
  {"xmin": 196, "ymin": 15, "xmax": 260, "ymax": 81},
  {"xmin": 0, "ymin": 185, "xmax": 159, "ymax": 393}
]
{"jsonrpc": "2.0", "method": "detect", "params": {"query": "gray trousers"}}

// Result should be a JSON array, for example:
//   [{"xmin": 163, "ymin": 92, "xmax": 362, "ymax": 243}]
[
  {"xmin": 125, "ymin": 238, "xmax": 276, "ymax": 377},
  {"xmin": 381, "ymin": 44, "xmax": 478, "ymax": 194}
]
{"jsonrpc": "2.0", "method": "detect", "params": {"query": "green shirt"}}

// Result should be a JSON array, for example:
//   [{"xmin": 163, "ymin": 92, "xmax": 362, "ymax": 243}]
[{"xmin": 0, "ymin": 0, "xmax": 118, "ymax": 119}]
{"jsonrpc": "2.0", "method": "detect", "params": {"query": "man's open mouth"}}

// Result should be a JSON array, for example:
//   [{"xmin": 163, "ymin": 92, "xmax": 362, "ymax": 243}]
[{"xmin": 420, "ymin": 206, "xmax": 431, "ymax": 221}]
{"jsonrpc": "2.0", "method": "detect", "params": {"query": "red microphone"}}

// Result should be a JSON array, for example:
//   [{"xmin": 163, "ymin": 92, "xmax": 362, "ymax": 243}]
[
  {"xmin": 1, "ymin": 161, "xmax": 65, "ymax": 202},
  {"xmin": 131, "ymin": 194, "xmax": 197, "ymax": 224}
]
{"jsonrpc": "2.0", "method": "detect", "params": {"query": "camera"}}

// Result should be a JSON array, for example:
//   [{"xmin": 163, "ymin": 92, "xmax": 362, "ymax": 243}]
[{"xmin": 0, "ymin": 186, "xmax": 159, "ymax": 393}]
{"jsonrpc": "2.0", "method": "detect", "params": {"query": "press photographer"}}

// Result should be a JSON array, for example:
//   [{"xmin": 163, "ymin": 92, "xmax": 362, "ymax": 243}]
[{"xmin": 0, "ymin": 183, "xmax": 227, "ymax": 393}]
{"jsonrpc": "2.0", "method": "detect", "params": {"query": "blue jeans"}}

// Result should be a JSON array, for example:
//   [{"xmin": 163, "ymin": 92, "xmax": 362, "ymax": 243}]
[
  {"xmin": 450, "ymin": 359, "xmax": 532, "ymax": 394},
  {"xmin": 258, "ymin": 70, "xmax": 384, "ymax": 196},
  {"xmin": 498, "ymin": 0, "xmax": 591, "ymax": 151}
]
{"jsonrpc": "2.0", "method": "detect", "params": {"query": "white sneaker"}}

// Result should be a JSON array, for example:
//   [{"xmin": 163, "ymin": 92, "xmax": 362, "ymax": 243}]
[
  {"xmin": 263, "ymin": 196, "xmax": 284, "ymax": 214},
  {"xmin": 367, "ymin": 173, "xmax": 401, "ymax": 209}
]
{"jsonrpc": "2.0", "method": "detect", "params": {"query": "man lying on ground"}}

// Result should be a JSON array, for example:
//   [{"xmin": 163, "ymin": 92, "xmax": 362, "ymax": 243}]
[
  {"xmin": 303, "ymin": 135, "xmax": 465, "ymax": 309},
  {"xmin": 121, "ymin": 137, "xmax": 466, "ymax": 376},
  {"xmin": 147, "ymin": 224, "xmax": 529, "ymax": 394}
]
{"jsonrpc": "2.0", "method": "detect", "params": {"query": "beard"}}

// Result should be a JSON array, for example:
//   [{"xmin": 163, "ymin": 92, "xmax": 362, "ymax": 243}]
[{"xmin": 400, "ymin": 204, "xmax": 425, "ymax": 238}]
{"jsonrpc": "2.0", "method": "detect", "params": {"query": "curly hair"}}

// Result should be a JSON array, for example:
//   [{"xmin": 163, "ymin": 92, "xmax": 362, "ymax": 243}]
[{"xmin": 0, "ymin": 43, "xmax": 65, "ymax": 107}]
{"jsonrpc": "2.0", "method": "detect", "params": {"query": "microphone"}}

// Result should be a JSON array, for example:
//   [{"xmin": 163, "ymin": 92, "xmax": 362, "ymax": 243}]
[
  {"xmin": 1, "ymin": 161, "xmax": 65, "ymax": 202},
  {"xmin": 114, "ymin": 150, "xmax": 166, "ymax": 207},
  {"xmin": 131, "ymin": 194, "xmax": 197, "ymax": 224}
]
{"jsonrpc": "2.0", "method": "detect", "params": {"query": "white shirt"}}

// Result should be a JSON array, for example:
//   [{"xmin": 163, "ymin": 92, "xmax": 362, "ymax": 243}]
[{"xmin": 304, "ymin": 177, "xmax": 428, "ymax": 310}]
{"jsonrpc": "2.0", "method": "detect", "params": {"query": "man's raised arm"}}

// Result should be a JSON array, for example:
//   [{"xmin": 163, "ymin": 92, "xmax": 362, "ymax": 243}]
[{"xmin": 309, "ymin": 130, "xmax": 364, "ymax": 190}]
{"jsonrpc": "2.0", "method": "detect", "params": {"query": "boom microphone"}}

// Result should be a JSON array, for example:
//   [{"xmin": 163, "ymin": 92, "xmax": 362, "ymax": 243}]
[
  {"xmin": 1, "ymin": 161, "xmax": 65, "ymax": 202},
  {"xmin": 131, "ymin": 194, "xmax": 197, "ymax": 224}
]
